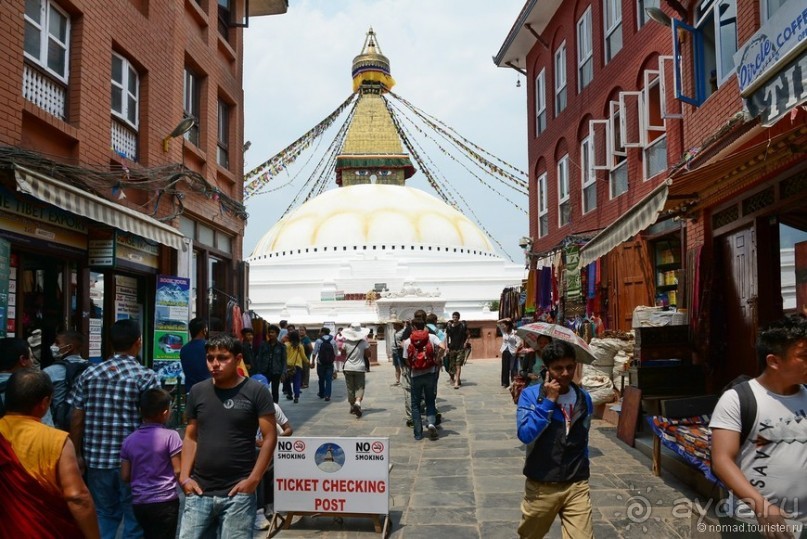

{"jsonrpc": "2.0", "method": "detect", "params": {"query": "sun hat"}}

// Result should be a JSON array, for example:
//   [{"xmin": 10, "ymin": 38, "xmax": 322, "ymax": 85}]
[{"xmin": 341, "ymin": 322, "xmax": 369, "ymax": 341}]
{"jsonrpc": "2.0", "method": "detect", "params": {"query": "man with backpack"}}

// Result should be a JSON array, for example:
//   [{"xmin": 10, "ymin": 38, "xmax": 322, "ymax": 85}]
[
  {"xmin": 402, "ymin": 318, "xmax": 445, "ymax": 440},
  {"xmin": 313, "ymin": 327, "xmax": 337, "ymax": 401},
  {"xmin": 710, "ymin": 316, "xmax": 807, "ymax": 533},
  {"xmin": 43, "ymin": 330, "xmax": 89, "ymax": 431}
]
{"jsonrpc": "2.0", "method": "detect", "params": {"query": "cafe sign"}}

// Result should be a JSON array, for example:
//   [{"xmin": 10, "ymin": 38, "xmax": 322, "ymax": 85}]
[{"xmin": 734, "ymin": 0, "xmax": 807, "ymax": 96}]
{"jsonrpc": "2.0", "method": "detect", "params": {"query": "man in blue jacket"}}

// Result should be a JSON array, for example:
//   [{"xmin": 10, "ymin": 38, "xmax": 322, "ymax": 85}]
[{"xmin": 516, "ymin": 340, "xmax": 594, "ymax": 538}]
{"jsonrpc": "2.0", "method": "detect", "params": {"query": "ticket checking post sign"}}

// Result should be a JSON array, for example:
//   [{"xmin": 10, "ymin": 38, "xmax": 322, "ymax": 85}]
[{"xmin": 274, "ymin": 436, "xmax": 390, "ymax": 532}]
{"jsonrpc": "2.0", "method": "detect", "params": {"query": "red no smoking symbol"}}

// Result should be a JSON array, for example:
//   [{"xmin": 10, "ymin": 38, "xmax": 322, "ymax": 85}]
[
  {"xmin": 293, "ymin": 440, "xmax": 306, "ymax": 452},
  {"xmin": 371, "ymin": 441, "xmax": 384, "ymax": 454}
]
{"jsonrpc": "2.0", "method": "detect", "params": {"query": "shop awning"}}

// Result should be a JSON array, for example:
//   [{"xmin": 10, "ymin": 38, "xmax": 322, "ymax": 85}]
[
  {"xmin": 14, "ymin": 166, "xmax": 186, "ymax": 251},
  {"xmin": 578, "ymin": 179, "xmax": 671, "ymax": 266}
]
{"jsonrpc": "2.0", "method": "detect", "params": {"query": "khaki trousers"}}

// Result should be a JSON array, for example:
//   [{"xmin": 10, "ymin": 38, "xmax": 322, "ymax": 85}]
[{"xmin": 518, "ymin": 478, "xmax": 593, "ymax": 539}]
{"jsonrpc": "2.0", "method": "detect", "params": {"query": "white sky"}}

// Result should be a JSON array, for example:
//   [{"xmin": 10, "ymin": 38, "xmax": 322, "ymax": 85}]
[{"xmin": 242, "ymin": 0, "xmax": 529, "ymax": 261}]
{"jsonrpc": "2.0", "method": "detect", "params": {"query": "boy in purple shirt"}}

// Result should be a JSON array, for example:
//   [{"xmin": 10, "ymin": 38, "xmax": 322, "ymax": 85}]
[{"xmin": 121, "ymin": 387, "xmax": 183, "ymax": 539}]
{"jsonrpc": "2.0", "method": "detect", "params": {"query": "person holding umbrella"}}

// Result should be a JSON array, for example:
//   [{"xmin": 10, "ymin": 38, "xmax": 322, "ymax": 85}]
[{"xmin": 516, "ymin": 340, "xmax": 594, "ymax": 538}]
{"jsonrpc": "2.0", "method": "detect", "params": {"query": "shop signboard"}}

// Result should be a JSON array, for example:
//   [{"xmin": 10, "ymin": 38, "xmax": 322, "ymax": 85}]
[
  {"xmin": 153, "ymin": 275, "xmax": 190, "ymax": 382},
  {"xmin": 734, "ymin": 0, "xmax": 807, "ymax": 95},
  {"xmin": 0, "ymin": 185, "xmax": 87, "ymax": 255},
  {"xmin": 0, "ymin": 238, "xmax": 10, "ymax": 338},
  {"xmin": 274, "ymin": 437, "xmax": 389, "ymax": 515},
  {"xmin": 744, "ymin": 49, "xmax": 807, "ymax": 126},
  {"xmin": 89, "ymin": 228, "xmax": 115, "ymax": 267}
]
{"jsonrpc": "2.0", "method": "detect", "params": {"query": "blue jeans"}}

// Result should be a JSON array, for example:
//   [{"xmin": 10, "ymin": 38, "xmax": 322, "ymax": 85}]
[
  {"xmin": 410, "ymin": 372, "xmax": 436, "ymax": 438},
  {"xmin": 179, "ymin": 493, "xmax": 256, "ymax": 539},
  {"xmin": 317, "ymin": 363, "xmax": 333, "ymax": 398},
  {"xmin": 86, "ymin": 467, "xmax": 142, "ymax": 539}
]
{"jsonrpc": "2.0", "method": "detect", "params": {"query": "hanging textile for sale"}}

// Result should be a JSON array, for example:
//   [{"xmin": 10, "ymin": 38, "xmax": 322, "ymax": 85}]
[
  {"xmin": 564, "ymin": 243, "xmax": 582, "ymax": 301},
  {"xmin": 232, "ymin": 304, "xmax": 243, "ymax": 336},
  {"xmin": 538, "ymin": 267, "xmax": 553, "ymax": 309},
  {"xmin": 525, "ymin": 269, "xmax": 537, "ymax": 313}
]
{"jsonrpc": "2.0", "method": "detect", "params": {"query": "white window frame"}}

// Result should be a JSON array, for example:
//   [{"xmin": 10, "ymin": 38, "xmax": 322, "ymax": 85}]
[
  {"xmin": 603, "ymin": 0, "xmax": 623, "ymax": 63},
  {"xmin": 535, "ymin": 69, "xmax": 547, "ymax": 136},
  {"xmin": 538, "ymin": 173, "xmax": 549, "ymax": 238},
  {"xmin": 111, "ymin": 53, "xmax": 139, "ymax": 130},
  {"xmin": 554, "ymin": 42, "xmax": 567, "ymax": 116},
  {"xmin": 23, "ymin": 0, "xmax": 71, "ymax": 83},
  {"xmin": 658, "ymin": 55, "xmax": 684, "ymax": 118},
  {"xmin": 580, "ymin": 136, "xmax": 597, "ymax": 214},
  {"xmin": 184, "ymin": 68, "xmax": 201, "ymax": 146},
  {"xmin": 577, "ymin": 8, "xmax": 593, "ymax": 91},
  {"xmin": 609, "ymin": 100, "xmax": 629, "ymax": 198},
  {"xmin": 557, "ymin": 155, "xmax": 571, "ymax": 227},
  {"xmin": 589, "ymin": 119, "xmax": 611, "ymax": 171},
  {"xmin": 697, "ymin": 0, "xmax": 737, "ymax": 88},
  {"xmin": 644, "ymin": 134, "xmax": 668, "ymax": 179},
  {"xmin": 619, "ymin": 90, "xmax": 646, "ymax": 147}
]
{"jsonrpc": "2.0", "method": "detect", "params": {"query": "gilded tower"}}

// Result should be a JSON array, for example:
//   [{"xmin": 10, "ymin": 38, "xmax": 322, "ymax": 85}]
[{"xmin": 336, "ymin": 28, "xmax": 415, "ymax": 187}]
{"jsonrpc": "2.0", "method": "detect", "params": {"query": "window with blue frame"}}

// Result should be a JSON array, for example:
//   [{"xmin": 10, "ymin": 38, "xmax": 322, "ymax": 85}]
[{"xmin": 673, "ymin": 0, "xmax": 737, "ymax": 106}]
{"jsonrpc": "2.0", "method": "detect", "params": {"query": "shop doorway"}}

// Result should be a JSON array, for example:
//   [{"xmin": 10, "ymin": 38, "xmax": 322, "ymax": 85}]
[{"xmin": 16, "ymin": 253, "xmax": 79, "ymax": 368}]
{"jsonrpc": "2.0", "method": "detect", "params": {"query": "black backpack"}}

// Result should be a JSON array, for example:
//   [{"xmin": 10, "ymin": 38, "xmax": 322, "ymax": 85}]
[
  {"xmin": 719, "ymin": 375, "xmax": 757, "ymax": 446},
  {"xmin": 50, "ymin": 360, "xmax": 90, "ymax": 430},
  {"xmin": 318, "ymin": 336, "xmax": 336, "ymax": 366}
]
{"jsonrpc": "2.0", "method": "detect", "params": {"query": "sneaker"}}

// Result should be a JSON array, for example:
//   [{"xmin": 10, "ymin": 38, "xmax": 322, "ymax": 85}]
[
  {"xmin": 317, "ymin": 393, "xmax": 324, "ymax": 399},
  {"xmin": 350, "ymin": 404, "xmax": 358, "ymax": 415},
  {"xmin": 355, "ymin": 403, "xmax": 363, "ymax": 418},
  {"xmin": 324, "ymin": 397, "xmax": 330, "ymax": 401},
  {"xmin": 427, "ymin": 424, "xmax": 438, "ymax": 440},
  {"xmin": 254, "ymin": 510, "xmax": 271, "ymax": 531},
  {"xmin": 435, "ymin": 413, "xmax": 442, "ymax": 426},
  {"xmin": 414, "ymin": 434, "xmax": 423, "ymax": 441},
  {"xmin": 285, "ymin": 394, "xmax": 293, "ymax": 400},
  {"xmin": 293, "ymin": 397, "xmax": 299, "ymax": 403},
  {"xmin": 405, "ymin": 419, "xmax": 414, "ymax": 428}
]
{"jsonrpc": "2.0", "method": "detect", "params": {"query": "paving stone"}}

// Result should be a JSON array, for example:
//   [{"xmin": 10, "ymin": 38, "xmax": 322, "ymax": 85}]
[{"xmin": 262, "ymin": 358, "xmax": 708, "ymax": 538}]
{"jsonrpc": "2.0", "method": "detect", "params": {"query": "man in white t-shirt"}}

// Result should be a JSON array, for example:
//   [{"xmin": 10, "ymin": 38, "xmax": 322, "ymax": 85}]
[
  {"xmin": 710, "ymin": 316, "xmax": 807, "ymax": 534},
  {"xmin": 402, "ymin": 318, "xmax": 445, "ymax": 441}
]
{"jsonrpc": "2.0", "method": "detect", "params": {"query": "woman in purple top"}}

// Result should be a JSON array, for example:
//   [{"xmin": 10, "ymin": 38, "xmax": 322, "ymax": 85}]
[{"xmin": 121, "ymin": 388, "xmax": 183, "ymax": 539}]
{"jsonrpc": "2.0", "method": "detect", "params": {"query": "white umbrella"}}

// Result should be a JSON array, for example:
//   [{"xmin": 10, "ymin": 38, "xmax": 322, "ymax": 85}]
[{"xmin": 516, "ymin": 322, "xmax": 596, "ymax": 364}]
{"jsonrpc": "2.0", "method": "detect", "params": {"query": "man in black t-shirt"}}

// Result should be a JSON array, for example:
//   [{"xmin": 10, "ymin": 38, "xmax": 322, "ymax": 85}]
[
  {"xmin": 445, "ymin": 311, "xmax": 470, "ymax": 389},
  {"xmin": 179, "ymin": 335, "xmax": 276, "ymax": 538}
]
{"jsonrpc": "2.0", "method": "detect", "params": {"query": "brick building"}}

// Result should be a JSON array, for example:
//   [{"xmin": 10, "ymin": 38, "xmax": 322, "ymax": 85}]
[
  {"xmin": 496, "ymin": 0, "xmax": 806, "ymax": 390},
  {"xmin": 0, "ymin": 0, "xmax": 287, "ymax": 368}
]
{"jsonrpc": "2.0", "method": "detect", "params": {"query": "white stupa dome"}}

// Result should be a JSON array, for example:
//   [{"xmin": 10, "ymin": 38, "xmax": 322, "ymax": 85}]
[{"xmin": 250, "ymin": 184, "xmax": 494, "ymax": 257}]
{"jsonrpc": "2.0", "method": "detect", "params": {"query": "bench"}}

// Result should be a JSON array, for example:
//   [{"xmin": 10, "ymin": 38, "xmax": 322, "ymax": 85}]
[{"xmin": 647, "ymin": 394, "xmax": 721, "ymax": 484}]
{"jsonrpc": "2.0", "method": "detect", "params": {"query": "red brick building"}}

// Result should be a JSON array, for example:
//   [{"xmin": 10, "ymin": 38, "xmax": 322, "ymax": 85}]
[
  {"xmin": 0, "ymin": 0, "xmax": 287, "ymax": 365},
  {"xmin": 497, "ymin": 0, "xmax": 806, "ymax": 390}
]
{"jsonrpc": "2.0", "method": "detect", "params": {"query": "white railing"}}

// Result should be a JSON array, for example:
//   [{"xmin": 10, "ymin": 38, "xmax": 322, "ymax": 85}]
[
  {"xmin": 22, "ymin": 64, "xmax": 66, "ymax": 119},
  {"xmin": 111, "ymin": 119, "xmax": 138, "ymax": 161}
]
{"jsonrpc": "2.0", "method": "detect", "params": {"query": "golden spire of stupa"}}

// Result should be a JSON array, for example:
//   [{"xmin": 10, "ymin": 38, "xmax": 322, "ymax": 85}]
[
  {"xmin": 337, "ymin": 28, "xmax": 415, "ymax": 187},
  {"xmin": 351, "ymin": 27, "xmax": 396, "ymax": 93}
]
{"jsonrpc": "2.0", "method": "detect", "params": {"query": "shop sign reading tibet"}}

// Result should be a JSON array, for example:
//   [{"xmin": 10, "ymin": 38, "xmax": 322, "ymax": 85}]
[{"xmin": 274, "ymin": 437, "xmax": 389, "ymax": 515}]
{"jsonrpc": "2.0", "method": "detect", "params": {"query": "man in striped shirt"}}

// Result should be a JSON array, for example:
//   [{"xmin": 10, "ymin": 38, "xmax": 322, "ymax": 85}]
[{"xmin": 69, "ymin": 319, "xmax": 158, "ymax": 539}]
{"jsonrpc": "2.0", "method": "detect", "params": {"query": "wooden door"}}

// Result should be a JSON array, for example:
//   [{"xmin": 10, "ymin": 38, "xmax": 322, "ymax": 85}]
[
  {"xmin": 608, "ymin": 240, "xmax": 654, "ymax": 331},
  {"xmin": 718, "ymin": 226, "xmax": 758, "ymax": 382}
]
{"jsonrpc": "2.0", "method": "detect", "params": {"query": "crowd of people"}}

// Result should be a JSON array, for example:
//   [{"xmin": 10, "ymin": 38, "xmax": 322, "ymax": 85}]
[
  {"xmin": 0, "ymin": 310, "xmax": 472, "ymax": 538},
  {"xmin": 4, "ymin": 310, "xmax": 803, "ymax": 538}
]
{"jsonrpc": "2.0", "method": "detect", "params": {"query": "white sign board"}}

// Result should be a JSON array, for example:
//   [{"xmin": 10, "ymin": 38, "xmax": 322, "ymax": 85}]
[{"xmin": 274, "ymin": 437, "xmax": 389, "ymax": 515}]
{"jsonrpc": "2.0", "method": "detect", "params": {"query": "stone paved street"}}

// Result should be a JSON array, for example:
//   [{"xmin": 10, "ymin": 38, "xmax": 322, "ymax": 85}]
[{"xmin": 259, "ymin": 357, "xmax": 719, "ymax": 538}]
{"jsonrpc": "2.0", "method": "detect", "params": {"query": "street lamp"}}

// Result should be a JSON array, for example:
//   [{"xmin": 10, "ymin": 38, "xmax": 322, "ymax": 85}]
[{"xmin": 162, "ymin": 117, "xmax": 196, "ymax": 152}]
